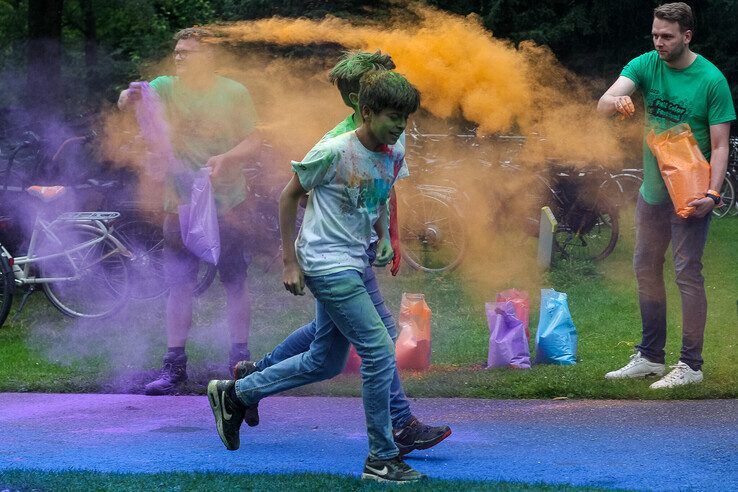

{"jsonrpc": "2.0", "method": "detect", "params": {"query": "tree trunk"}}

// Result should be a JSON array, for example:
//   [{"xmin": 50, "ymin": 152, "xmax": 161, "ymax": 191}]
[
  {"xmin": 82, "ymin": 0, "xmax": 98, "ymax": 93},
  {"xmin": 26, "ymin": 0, "xmax": 64, "ymax": 114}
]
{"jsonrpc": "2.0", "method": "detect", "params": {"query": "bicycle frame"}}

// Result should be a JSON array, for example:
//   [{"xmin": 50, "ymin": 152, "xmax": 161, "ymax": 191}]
[{"xmin": 8, "ymin": 213, "xmax": 131, "ymax": 286}]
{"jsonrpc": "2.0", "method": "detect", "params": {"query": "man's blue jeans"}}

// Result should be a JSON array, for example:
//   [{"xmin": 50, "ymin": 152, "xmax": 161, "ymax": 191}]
[
  {"xmin": 235, "ymin": 269, "xmax": 399, "ymax": 460},
  {"xmin": 255, "ymin": 247, "xmax": 413, "ymax": 429},
  {"xmin": 633, "ymin": 195, "xmax": 711, "ymax": 370}
]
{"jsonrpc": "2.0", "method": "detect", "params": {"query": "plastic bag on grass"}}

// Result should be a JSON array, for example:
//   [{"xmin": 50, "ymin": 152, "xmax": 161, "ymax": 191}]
[
  {"xmin": 486, "ymin": 301, "xmax": 531, "ymax": 369},
  {"xmin": 396, "ymin": 293, "xmax": 432, "ymax": 370},
  {"xmin": 496, "ymin": 289, "xmax": 530, "ymax": 341},
  {"xmin": 534, "ymin": 289, "xmax": 577, "ymax": 365},
  {"xmin": 646, "ymin": 123, "xmax": 711, "ymax": 219},
  {"xmin": 178, "ymin": 167, "xmax": 220, "ymax": 264}
]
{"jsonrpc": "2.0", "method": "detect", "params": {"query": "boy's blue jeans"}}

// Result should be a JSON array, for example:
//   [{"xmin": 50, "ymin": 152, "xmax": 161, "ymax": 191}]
[
  {"xmin": 633, "ymin": 195, "xmax": 711, "ymax": 370},
  {"xmin": 255, "ymin": 246, "xmax": 413, "ymax": 429},
  {"xmin": 235, "ymin": 268, "xmax": 399, "ymax": 460}
]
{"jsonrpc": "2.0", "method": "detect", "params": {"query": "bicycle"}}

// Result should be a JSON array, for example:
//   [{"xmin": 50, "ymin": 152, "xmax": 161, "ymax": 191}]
[
  {"xmin": 0, "ymin": 185, "xmax": 132, "ymax": 327},
  {"xmin": 111, "ymin": 209, "xmax": 216, "ymax": 300},
  {"xmin": 531, "ymin": 163, "xmax": 620, "ymax": 262},
  {"xmin": 398, "ymin": 122, "xmax": 622, "ymax": 273},
  {"xmin": 712, "ymin": 136, "xmax": 738, "ymax": 218}
]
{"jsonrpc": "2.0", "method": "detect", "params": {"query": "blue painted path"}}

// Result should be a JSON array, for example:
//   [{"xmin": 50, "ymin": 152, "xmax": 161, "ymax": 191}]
[{"xmin": 0, "ymin": 394, "xmax": 736, "ymax": 490}]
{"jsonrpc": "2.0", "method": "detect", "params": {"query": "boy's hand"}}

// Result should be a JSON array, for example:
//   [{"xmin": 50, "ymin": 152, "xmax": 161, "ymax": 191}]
[
  {"xmin": 390, "ymin": 238, "xmax": 401, "ymax": 275},
  {"xmin": 206, "ymin": 154, "xmax": 228, "ymax": 179},
  {"xmin": 118, "ymin": 81, "xmax": 144, "ymax": 110},
  {"xmin": 374, "ymin": 237, "xmax": 394, "ymax": 267},
  {"xmin": 687, "ymin": 196, "xmax": 715, "ymax": 218},
  {"xmin": 283, "ymin": 262, "xmax": 305, "ymax": 296},
  {"xmin": 127, "ymin": 81, "xmax": 144, "ymax": 100},
  {"xmin": 615, "ymin": 95, "xmax": 635, "ymax": 119}
]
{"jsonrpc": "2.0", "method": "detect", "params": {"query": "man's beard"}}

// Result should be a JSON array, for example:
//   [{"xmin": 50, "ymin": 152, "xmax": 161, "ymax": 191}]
[{"xmin": 663, "ymin": 42, "xmax": 687, "ymax": 62}]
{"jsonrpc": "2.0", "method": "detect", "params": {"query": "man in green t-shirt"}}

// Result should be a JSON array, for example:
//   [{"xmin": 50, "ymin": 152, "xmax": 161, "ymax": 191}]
[
  {"xmin": 597, "ymin": 3, "xmax": 734, "ymax": 389},
  {"xmin": 118, "ymin": 27, "xmax": 261, "ymax": 395}
]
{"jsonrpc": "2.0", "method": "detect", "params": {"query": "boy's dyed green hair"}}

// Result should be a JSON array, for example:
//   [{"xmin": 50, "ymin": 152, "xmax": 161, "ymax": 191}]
[
  {"xmin": 328, "ymin": 50, "xmax": 396, "ymax": 106},
  {"xmin": 358, "ymin": 71, "xmax": 421, "ymax": 116}
]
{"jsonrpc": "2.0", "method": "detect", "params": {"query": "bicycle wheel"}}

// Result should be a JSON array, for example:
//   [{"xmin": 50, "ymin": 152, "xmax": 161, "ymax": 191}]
[
  {"xmin": 113, "ymin": 218, "xmax": 167, "ymax": 300},
  {"xmin": 38, "ymin": 223, "xmax": 129, "ymax": 318},
  {"xmin": 193, "ymin": 261, "xmax": 217, "ymax": 296},
  {"xmin": 555, "ymin": 199, "xmax": 619, "ymax": 261},
  {"xmin": 114, "ymin": 218, "xmax": 217, "ymax": 299},
  {"xmin": 0, "ymin": 251, "xmax": 13, "ymax": 327},
  {"xmin": 600, "ymin": 173, "xmax": 642, "ymax": 208},
  {"xmin": 712, "ymin": 173, "xmax": 735, "ymax": 218},
  {"xmin": 400, "ymin": 192, "xmax": 467, "ymax": 273}
]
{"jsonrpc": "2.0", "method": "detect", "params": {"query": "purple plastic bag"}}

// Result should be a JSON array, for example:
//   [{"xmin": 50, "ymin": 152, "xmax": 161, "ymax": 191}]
[
  {"xmin": 134, "ymin": 82, "xmax": 185, "ymax": 178},
  {"xmin": 486, "ymin": 301, "xmax": 531, "ymax": 369},
  {"xmin": 178, "ymin": 167, "xmax": 220, "ymax": 264}
]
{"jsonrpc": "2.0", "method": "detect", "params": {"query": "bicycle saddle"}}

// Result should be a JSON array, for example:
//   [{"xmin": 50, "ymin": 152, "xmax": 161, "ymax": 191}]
[{"xmin": 26, "ymin": 185, "xmax": 67, "ymax": 202}]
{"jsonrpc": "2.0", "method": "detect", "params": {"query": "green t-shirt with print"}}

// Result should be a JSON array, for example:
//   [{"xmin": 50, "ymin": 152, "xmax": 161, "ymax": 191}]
[
  {"xmin": 321, "ymin": 114, "xmax": 358, "ymax": 141},
  {"xmin": 621, "ymin": 51, "xmax": 735, "ymax": 204},
  {"xmin": 150, "ymin": 75, "xmax": 258, "ymax": 214}
]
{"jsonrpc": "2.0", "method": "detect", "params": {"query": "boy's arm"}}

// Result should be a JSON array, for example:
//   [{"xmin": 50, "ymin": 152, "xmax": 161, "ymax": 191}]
[
  {"xmin": 207, "ymin": 131, "xmax": 262, "ymax": 178},
  {"xmin": 388, "ymin": 188, "xmax": 401, "ymax": 275},
  {"xmin": 373, "ymin": 203, "xmax": 394, "ymax": 267},
  {"xmin": 597, "ymin": 76, "xmax": 636, "ymax": 118},
  {"xmin": 280, "ymin": 173, "xmax": 308, "ymax": 295},
  {"xmin": 688, "ymin": 122, "xmax": 731, "ymax": 217}
]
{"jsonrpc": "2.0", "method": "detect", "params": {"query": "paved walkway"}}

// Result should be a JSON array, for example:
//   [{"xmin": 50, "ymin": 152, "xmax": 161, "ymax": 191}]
[{"xmin": 0, "ymin": 394, "xmax": 736, "ymax": 490}]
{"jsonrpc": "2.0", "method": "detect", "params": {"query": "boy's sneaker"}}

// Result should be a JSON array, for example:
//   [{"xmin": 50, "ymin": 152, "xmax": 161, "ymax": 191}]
[
  {"xmin": 604, "ymin": 351, "xmax": 665, "ymax": 380},
  {"xmin": 361, "ymin": 455, "xmax": 426, "ymax": 483},
  {"xmin": 206, "ymin": 380, "xmax": 246, "ymax": 450},
  {"xmin": 650, "ymin": 361, "xmax": 703, "ymax": 389},
  {"xmin": 232, "ymin": 360, "xmax": 260, "ymax": 427},
  {"xmin": 232, "ymin": 360, "xmax": 259, "ymax": 379},
  {"xmin": 144, "ymin": 352, "xmax": 187, "ymax": 395},
  {"xmin": 393, "ymin": 416, "xmax": 452, "ymax": 455},
  {"xmin": 228, "ymin": 349, "xmax": 251, "ymax": 377}
]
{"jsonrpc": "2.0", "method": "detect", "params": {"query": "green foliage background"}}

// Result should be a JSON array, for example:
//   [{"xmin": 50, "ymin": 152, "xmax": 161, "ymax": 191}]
[{"xmin": 1, "ymin": 1, "xmax": 736, "ymax": 114}]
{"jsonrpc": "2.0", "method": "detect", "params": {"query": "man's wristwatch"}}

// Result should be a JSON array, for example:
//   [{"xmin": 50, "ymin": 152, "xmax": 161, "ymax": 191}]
[{"xmin": 706, "ymin": 189, "xmax": 721, "ymax": 206}]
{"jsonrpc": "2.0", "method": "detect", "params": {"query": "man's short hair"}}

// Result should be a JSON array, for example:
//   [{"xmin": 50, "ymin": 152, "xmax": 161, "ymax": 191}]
[
  {"xmin": 358, "ymin": 71, "xmax": 420, "ymax": 116},
  {"xmin": 329, "ymin": 50, "xmax": 396, "ymax": 102},
  {"xmin": 654, "ymin": 2, "xmax": 694, "ymax": 33},
  {"xmin": 173, "ymin": 27, "xmax": 214, "ymax": 42}
]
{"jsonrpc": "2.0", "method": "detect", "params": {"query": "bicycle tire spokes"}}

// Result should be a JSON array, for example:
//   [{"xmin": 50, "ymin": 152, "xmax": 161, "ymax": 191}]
[{"xmin": 37, "ymin": 224, "xmax": 129, "ymax": 318}]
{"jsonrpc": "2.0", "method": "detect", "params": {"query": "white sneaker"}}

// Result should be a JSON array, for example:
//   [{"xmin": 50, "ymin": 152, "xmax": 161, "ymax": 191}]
[
  {"xmin": 605, "ymin": 351, "xmax": 666, "ymax": 380},
  {"xmin": 650, "ymin": 361, "xmax": 703, "ymax": 389}
]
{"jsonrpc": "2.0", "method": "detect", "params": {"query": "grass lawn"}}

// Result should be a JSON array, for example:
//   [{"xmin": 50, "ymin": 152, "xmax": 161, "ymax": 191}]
[
  {"xmin": 0, "ymin": 470, "xmax": 608, "ymax": 491},
  {"xmin": 0, "ymin": 210, "xmax": 735, "ymax": 399}
]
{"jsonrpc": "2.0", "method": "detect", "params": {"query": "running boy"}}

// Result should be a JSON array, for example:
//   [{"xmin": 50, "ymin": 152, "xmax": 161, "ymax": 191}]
[
  {"xmin": 207, "ymin": 70, "xmax": 426, "ymax": 483},
  {"xmin": 233, "ymin": 51, "xmax": 451, "ymax": 455}
]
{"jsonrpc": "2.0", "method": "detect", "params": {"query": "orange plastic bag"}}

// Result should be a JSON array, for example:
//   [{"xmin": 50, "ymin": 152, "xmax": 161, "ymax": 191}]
[
  {"xmin": 396, "ymin": 293, "xmax": 432, "ymax": 371},
  {"xmin": 646, "ymin": 123, "xmax": 711, "ymax": 218},
  {"xmin": 343, "ymin": 345, "xmax": 362, "ymax": 373}
]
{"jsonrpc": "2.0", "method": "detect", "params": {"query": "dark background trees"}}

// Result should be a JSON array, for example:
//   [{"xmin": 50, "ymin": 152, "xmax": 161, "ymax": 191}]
[{"xmin": 1, "ymin": 0, "xmax": 736, "ymax": 118}]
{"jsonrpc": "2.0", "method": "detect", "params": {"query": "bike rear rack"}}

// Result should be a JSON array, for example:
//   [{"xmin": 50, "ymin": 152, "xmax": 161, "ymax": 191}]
[{"xmin": 55, "ymin": 211, "xmax": 120, "ymax": 222}]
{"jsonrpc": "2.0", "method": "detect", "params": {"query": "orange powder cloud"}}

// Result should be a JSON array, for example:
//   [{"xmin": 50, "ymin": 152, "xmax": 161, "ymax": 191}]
[{"xmin": 208, "ymin": 4, "xmax": 629, "ymax": 164}]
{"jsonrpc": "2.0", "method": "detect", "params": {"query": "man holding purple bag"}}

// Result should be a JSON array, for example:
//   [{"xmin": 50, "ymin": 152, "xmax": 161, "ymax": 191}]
[{"xmin": 118, "ymin": 27, "xmax": 261, "ymax": 395}]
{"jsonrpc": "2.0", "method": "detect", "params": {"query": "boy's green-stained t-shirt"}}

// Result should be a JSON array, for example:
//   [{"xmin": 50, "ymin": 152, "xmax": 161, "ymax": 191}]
[
  {"xmin": 149, "ymin": 75, "xmax": 259, "ymax": 214},
  {"xmin": 318, "ymin": 114, "xmax": 410, "ymax": 245},
  {"xmin": 292, "ymin": 131, "xmax": 408, "ymax": 276},
  {"xmin": 620, "ymin": 51, "xmax": 735, "ymax": 204},
  {"xmin": 320, "ymin": 114, "xmax": 410, "ymax": 180}
]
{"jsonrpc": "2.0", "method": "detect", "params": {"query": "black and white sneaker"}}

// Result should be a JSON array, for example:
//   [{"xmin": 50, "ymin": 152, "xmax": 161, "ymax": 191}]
[
  {"xmin": 362, "ymin": 455, "xmax": 426, "ymax": 483},
  {"xmin": 394, "ymin": 416, "xmax": 452, "ymax": 455},
  {"xmin": 207, "ymin": 380, "xmax": 246, "ymax": 451},
  {"xmin": 232, "ymin": 360, "xmax": 260, "ymax": 427}
]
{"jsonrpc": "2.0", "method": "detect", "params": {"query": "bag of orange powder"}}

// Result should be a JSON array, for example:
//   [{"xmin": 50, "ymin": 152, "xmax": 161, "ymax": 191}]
[{"xmin": 646, "ymin": 123, "xmax": 711, "ymax": 219}]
